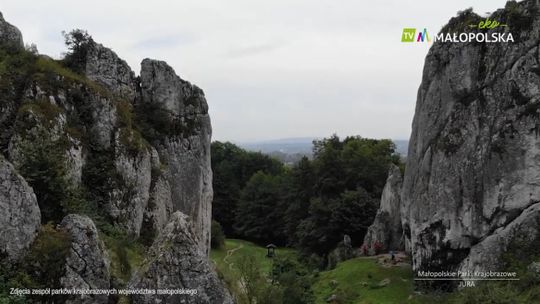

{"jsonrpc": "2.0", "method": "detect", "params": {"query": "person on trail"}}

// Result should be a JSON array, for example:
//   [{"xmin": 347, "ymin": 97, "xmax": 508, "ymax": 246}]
[{"xmin": 390, "ymin": 250, "xmax": 395, "ymax": 262}]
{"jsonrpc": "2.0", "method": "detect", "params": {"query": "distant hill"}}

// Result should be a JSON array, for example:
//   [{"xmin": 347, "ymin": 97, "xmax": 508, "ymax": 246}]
[
  {"xmin": 237, "ymin": 137, "xmax": 409, "ymax": 165},
  {"xmin": 238, "ymin": 137, "xmax": 316, "ymax": 155}
]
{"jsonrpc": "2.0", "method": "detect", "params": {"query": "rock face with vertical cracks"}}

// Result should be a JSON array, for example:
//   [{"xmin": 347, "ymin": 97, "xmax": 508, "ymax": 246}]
[
  {"xmin": 0, "ymin": 157, "xmax": 40, "ymax": 261},
  {"xmin": 140, "ymin": 59, "xmax": 213, "ymax": 254},
  {"xmin": 129, "ymin": 212, "xmax": 234, "ymax": 304},
  {"xmin": 401, "ymin": 0, "xmax": 540, "ymax": 286},
  {"xmin": 362, "ymin": 164, "xmax": 403, "ymax": 255},
  {"xmin": 59, "ymin": 214, "xmax": 111, "ymax": 304},
  {"xmin": 0, "ymin": 10, "xmax": 227, "ymax": 300},
  {"xmin": 84, "ymin": 41, "xmax": 137, "ymax": 99}
]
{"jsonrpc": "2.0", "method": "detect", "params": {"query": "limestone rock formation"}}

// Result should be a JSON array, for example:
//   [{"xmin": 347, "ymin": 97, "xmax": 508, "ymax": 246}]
[
  {"xmin": 141, "ymin": 174, "xmax": 174, "ymax": 243},
  {"xmin": 458, "ymin": 202, "xmax": 540, "ymax": 273},
  {"xmin": 110, "ymin": 134, "xmax": 152, "ymax": 236},
  {"xmin": 328, "ymin": 235, "xmax": 355, "ymax": 269},
  {"xmin": 0, "ymin": 12, "xmax": 23, "ymax": 48},
  {"xmin": 401, "ymin": 0, "xmax": 540, "ymax": 281},
  {"xmin": 0, "ymin": 10, "xmax": 225, "ymax": 301},
  {"xmin": 84, "ymin": 41, "xmax": 137, "ymax": 99},
  {"xmin": 59, "ymin": 214, "xmax": 111, "ymax": 304},
  {"xmin": 140, "ymin": 58, "xmax": 213, "ymax": 254},
  {"xmin": 362, "ymin": 164, "xmax": 403, "ymax": 255},
  {"xmin": 0, "ymin": 157, "xmax": 40, "ymax": 261},
  {"xmin": 86, "ymin": 94, "xmax": 118, "ymax": 149},
  {"xmin": 130, "ymin": 212, "xmax": 234, "ymax": 304}
]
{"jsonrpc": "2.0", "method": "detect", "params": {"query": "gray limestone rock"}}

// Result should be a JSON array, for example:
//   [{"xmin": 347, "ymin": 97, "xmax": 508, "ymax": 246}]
[
  {"xmin": 139, "ymin": 59, "xmax": 213, "ymax": 254},
  {"xmin": 84, "ymin": 42, "xmax": 137, "ymax": 99},
  {"xmin": 362, "ymin": 164, "xmax": 403, "ymax": 255},
  {"xmin": 327, "ymin": 234, "xmax": 355, "ymax": 269},
  {"xmin": 0, "ymin": 15, "xmax": 227, "ymax": 299},
  {"xmin": 0, "ymin": 12, "xmax": 23, "ymax": 48},
  {"xmin": 0, "ymin": 157, "xmax": 40, "ymax": 261},
  {"xmin": 7, "ymin": 88, "xmax": 85, "ymax": 187},
  {"xmin": 59, "ymin": 214, "xmax": 111, "ymax": 304},
  {"xmin": 110, "ymin": 131, "xmax": 152, "ymax": 236},
  {"xmin": 401, "ymin": 0, "xmax": 540, "ymax": 280},
  {"xmin": 141, "ymin": 174, "xmax": 174, "ymax": 243},
  {"xmin": 88, "ymin": 94, "xmax": 118, "ymax": 149},
  {"xmin": 129, "ymin": 211, "xmax": 234, "ymax": 304},
  {"xmin": 458, "ymin": 202, "xmax": 540, "ymax": 273}
]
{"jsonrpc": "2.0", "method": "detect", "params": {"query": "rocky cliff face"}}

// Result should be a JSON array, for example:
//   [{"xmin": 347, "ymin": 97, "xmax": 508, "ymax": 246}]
[
  {"xmin": 0, "ymin": 12, "xmax": 227, "ymax": 303},
  {"xmin": 130, "ymin": 211, "xmax": 234, "ymax": 304},
  {"xmin": 402, "ymin": 0, "xmax": 540, "ymax": 283},
  {"xmin": 139, "ymin": 59, "xmax": 213, "ymax": 254},
  {"xmin": 0, "ymin": 12, "xmax": 23, "ymax": 48},
  {"xmin": 362, "ymin": 164, "xmax": 403, "ymax": 255},
  {"xmin": 84, "ymin": 42, "xmax": 136, "ymax": 99},
  {"xmin": 60, "ymin": 214, "xmax": 111, "ymax": 304},
  {"xmin": 0, "ymin": 157, "xmax": 40, "ymax": 260}
]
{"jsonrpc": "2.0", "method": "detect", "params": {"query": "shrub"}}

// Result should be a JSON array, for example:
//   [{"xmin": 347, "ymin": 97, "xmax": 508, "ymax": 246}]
[
  {"xmin": 237, "ymin": 253, "xmax": 265, "ymax": 304},
  {"xmin": 25, "ymin": 223, "xmax": 72, "ymax": 286},
  {"xmin": 16, "ymin": 128, "xmax": 85, "ymax": 223},
  {"xmin": 271, "ymin": 256, "xmax": 314, "ymax": 304},
  {"xmin": 133, "ymin": 101, "xmax": 172, "ymax": 143},
  {"xmin": 0, "ymin": 46, "xmax": 38, "ymax": 152},
  {"xmin": 134, "ymin": 100, "xmax": 201, "ymax": 144}
]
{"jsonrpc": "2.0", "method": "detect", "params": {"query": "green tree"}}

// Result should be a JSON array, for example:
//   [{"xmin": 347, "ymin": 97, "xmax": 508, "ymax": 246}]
[
  {"xmin": 340, "ymin": 137, "xmax": 400, "ymax": 196},
  {"xmin": 312, "ymin": 135, "xmax": 399, "ymax": 198},
  {"xmin": 329, "ymin": 188, "xmax": 378, "ymax": 247},
  {"xmin": 296, "ymin": 188, "xmax": 378, "ymax": 257},
  {"xmin": 295, "ymin": 197, "xmax": 334, "ymax": 256},
  {"xmin": 312, "ymin": 135, "xmax": 346, "ymax": 197},
  {"xmin": 283, "ymin": 156, "xmax": 315, "ymax": 246},
  {"xmin": 211, "ymin": 141, "xmax": 284, "ymax": 236},
  {"xmin": 234, "ymin": 171, "xmax": 286, "ymax": 245},
  {"xmin": 62, "ymin": 29, "xmax": 94, "ymax": 73}
]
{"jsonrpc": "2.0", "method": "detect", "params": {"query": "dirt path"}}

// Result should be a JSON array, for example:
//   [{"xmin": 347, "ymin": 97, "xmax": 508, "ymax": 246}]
[{"xmin": 223, "ymin": 244, "xmax": 244, "ymax": 270}]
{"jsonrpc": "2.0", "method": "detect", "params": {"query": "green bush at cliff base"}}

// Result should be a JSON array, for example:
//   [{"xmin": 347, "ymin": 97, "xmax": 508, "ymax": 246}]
[
  {"xmin": 102, "ymin": 232, "xmax": 145, "ymax": 285},
  {"xmin": 24, "ymin": 224, "xmax": 72, "ymax": 288},
  {"xmin": 0, "ymin": 224, "xmax": 73, "ymax": 303}
]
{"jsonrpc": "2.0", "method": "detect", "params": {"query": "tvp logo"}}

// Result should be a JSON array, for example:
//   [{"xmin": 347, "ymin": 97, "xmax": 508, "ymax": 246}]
[
  {"xmin": 401, "ymin": 28, "xmax": 430, "ymax": 43},
  {"xmin": 401, "ymin": 28, "xmax": 416, "ymax": 42}
]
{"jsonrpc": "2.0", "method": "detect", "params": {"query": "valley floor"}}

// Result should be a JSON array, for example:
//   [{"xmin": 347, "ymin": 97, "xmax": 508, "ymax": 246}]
[
  {"xmin": 211, "ymin": 239, "xmax": 539, "ymax": 304},
  {"xmin": 210, "ymin": 239, "xmax": 445, "ymax": 304}
]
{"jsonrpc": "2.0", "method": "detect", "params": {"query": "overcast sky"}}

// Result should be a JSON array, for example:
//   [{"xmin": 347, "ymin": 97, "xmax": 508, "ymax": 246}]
[{"xmin": 2, "ymin": 0, "xmax": 509, "ymax": 142}]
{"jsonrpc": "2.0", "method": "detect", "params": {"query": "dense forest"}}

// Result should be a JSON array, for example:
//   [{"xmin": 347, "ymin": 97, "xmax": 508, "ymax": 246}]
[{"xmin": 211, "ymin": 135, "xmax": 402, "ymax": 261}]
